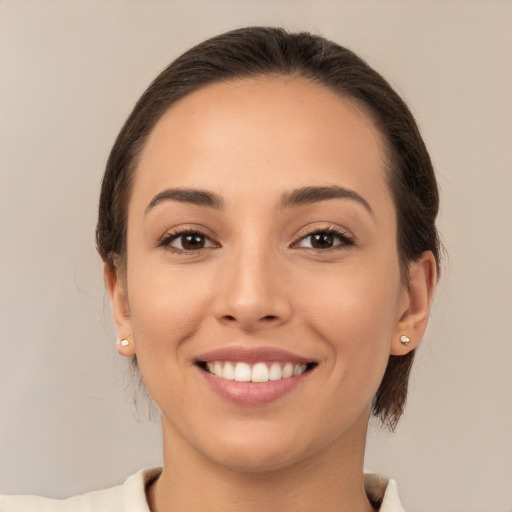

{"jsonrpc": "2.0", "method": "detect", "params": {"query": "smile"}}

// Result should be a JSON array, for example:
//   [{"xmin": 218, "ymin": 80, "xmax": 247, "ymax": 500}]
[
  {"xmin": 202, "ymin": 361, "xmax": 311, "ymax": 383},
  {"xmin": 195, "ymin": 346, "xmax": 317, "ymax": 404}
]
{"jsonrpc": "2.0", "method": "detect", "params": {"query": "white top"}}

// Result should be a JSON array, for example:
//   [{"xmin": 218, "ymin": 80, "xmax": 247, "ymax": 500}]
[{"xmin": 0, "ymin": 467, "xmax": 405, "ymax": 511}]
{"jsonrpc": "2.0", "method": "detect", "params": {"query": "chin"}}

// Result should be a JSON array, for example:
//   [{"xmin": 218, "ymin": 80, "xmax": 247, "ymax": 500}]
[
  {"xmin": 206, "ymin": 440, "xmax": 310, "ymax": 474},
  {"xmin": 187, "ymin": 417, "xmax": 342, "ymax": 475}
]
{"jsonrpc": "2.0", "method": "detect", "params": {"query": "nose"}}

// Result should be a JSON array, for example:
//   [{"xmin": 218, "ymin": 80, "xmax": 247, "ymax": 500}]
[{"xmin": 212, "ymin": 245, "xmax": 292, "ymax": 332}]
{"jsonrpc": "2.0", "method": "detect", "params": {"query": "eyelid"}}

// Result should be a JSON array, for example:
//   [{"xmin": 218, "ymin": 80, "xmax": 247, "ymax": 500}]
[
  {"xmin": 156, "ymin": 223, "xmax": 355, "ymax": 254},
  {"xmin": 157, "ymin": 226, "xmax": 220, "ymax": 253},
  {"xmin": 291, "ymin": 224, "xmax": 355, "ymax": 250}
]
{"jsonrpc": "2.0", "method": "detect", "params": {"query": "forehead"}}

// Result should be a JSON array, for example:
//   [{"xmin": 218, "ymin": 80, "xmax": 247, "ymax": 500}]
[{"xmin": 132, "ymin": 76, "xmax": 393, "ymax": 218}]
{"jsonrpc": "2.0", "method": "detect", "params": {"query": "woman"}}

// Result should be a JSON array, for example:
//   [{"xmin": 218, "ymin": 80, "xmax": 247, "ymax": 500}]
[{"xmin": 1, "ymin": 27, "xmax": 439, "ymax": 512}]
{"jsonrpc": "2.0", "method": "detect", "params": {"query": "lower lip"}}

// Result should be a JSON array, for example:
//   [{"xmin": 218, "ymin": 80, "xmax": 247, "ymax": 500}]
[{"xmin": 198, "ymin": 367, "xmax": 311, "ymax": 405}]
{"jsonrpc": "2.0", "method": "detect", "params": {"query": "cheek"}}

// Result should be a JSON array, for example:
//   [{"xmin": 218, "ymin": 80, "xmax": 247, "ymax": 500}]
[
  {"xmin": 126, "ymin": 260, "xmax": 212, "ymax": 363},
  {"xmin": 124, "ymin": 261, "xmax": 217, "ymax": 422},
  {"xmin": 296, "ymin": 257, "xmax": 401, "ymax": 380}
]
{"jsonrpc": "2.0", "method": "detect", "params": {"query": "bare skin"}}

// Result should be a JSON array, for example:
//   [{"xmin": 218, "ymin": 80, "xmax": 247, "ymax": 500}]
[
  {"xmin": 105, "ymin": 76, "xmax": 436, "ymax": 511},
  {"xmin": 147, "ymin": 409, "xmax": 374, "ymax": 512}
]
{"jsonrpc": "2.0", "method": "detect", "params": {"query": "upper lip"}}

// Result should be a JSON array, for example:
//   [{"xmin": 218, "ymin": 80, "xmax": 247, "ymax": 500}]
[{"xmin": 195, "ymin": 346, "xmax": 314, "ymax": 365}]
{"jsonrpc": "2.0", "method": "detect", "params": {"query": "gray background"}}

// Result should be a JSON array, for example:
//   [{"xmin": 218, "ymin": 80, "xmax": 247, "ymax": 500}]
[{"xmin": 1, "ymin": 1, "xmax": 511, "ymax": 511}]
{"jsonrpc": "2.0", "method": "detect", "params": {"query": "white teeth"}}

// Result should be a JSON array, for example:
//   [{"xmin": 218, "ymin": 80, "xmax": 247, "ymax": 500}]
[
  {"xmin": 204, "ymin": 361, "xmax": 310, "ymax": 382},
  {"xmin": 293, "ymin": 364, "xmax": 307, "ymax": 376},
  {"xmin": 269, "ymin": 362, "xmax": 282, "ymax": 381},
  {"xmin": 223, "ymin": 361, "xmax": 235, "ymax": 380},
  {"xmin": 282, "ymin": 363, "xmax": 294, "ymax": 379},
  {"xmin": 234, "ymin": 362, "xmax": 252, "ymax": 382},
  {"xmin": 251, "ymin": 362, "xmax": 269, "ymax": 382}
]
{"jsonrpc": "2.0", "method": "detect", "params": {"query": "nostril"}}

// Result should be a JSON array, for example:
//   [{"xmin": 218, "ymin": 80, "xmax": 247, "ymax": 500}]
[{"xmin": 222, "ymin": 314, "xmax": 278, "ymax": 322}]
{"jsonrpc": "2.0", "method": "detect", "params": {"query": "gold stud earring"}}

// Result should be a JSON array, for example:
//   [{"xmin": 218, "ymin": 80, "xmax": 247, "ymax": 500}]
[
  {"xmin": 400, "ymin": 335, "xmax": 411, "ymax": 345},
  {"xmin": 120, "ymin": 339, "xmax": 130, "ymax": 347}
]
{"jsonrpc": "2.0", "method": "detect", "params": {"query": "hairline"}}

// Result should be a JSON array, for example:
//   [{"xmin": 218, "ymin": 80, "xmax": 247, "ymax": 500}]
[{"xmin": 111, "ymin": 72, "xmax": 409, "ymax": 285}]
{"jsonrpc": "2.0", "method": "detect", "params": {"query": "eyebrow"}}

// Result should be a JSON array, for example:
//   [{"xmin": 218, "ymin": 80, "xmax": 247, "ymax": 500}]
[
  {"xmin": 145, "ymin": 185, "xmax": 373, "ymax": 216},
  {"xmin": 145, "ymin": 188, "xmax": 224, "ymax": 213},
  {"xmin": 279, "ymin": 185, "xmax": 374, "ymax": 215}
]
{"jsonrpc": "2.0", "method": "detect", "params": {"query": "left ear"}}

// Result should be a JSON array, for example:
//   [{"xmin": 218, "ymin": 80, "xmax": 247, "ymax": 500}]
[
  {"xmin": 104, "ymin": 262, "xmax": 136, "ymax": 358},
  {"xmin": 391, "ymin": 251, "xmax": 437, "ymax": 356}
]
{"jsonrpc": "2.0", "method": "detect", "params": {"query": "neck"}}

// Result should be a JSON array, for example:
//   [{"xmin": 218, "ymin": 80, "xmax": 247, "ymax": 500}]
[{"xmin": 148, "ymin": 411, "xmax": 376, "ymax": 512}]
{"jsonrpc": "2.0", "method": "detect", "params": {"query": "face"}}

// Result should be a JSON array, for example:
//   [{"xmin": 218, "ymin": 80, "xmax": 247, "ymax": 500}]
[{"xmin": 108, "ymin": 77, "xmax": 427, "ymax": 472}]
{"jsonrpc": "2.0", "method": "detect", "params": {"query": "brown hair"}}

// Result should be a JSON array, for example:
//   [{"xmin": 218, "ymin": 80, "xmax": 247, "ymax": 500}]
[{"xmin": 96, "ymin": 26, "xmax": 440, "ymax": 430}]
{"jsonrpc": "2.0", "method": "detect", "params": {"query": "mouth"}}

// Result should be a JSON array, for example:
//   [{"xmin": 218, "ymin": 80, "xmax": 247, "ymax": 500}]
[
  {"xmin": 195, "ymin": 346, "xmax": 318, "ymax": 404},
  {"xmin": 196, "ymin": 360, "xmax": 318, "ymax": 383}
]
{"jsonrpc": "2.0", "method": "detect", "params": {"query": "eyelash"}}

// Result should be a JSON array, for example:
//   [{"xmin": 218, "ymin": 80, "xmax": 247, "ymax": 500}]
[
  {"xmin": 293, "ymin": 226, "xmax": 355, "ymax": 251},
  {"xmin": 158, "ymin": 226, "xmax": 355, "ymax": 254},
  {"xmin": 158, "ymin": 229, "xmax": 218, "ymax": 253}
]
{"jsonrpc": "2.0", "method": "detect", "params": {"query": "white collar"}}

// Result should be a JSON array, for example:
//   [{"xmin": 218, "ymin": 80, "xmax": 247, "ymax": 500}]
[
  {"xmin": 134, "ymin": 467, "xmax": 405, "ymax": 511},
  {"xmin": 364, "ymin": 473, "xmax": 406, "ymax": 511},
  {"xmin": 0, "ymin": 467, "xmax": 405, "ymax": 511}
]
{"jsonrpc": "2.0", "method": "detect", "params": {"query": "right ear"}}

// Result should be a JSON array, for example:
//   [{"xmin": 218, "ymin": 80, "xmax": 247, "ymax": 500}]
[{"xmin": 104, "ymin": 262, "xmax": 135, "ymax": 357}]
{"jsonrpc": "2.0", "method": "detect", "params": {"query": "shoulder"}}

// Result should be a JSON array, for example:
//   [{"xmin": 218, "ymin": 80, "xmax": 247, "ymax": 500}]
[
  {"xmin": 0, "ymin": 467, "xmax": 162, "ymax": 512},
  {"xmin": 2, "ymin": 468, "xmax": 404, "ymax": 511},
  {"xmin": 364, "ymin": 473, "xmax": 406, "ymax": 512}
]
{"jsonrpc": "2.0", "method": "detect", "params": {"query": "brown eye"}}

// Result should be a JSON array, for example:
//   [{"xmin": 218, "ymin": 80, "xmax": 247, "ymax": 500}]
[
  {"xmin": 180, "ymin": 234, "xmax": 206, "ymax": 250},
  {"xmin": 162, "ymin": 231, "xmax": 217, "ymax": 252},
  {"xmin": 310, "ymin": 233, "xmax": 335, "ymax": 249},
  {"xmin": 296, "ymin": 230, "xmax": 354, "ymax": 250}
]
